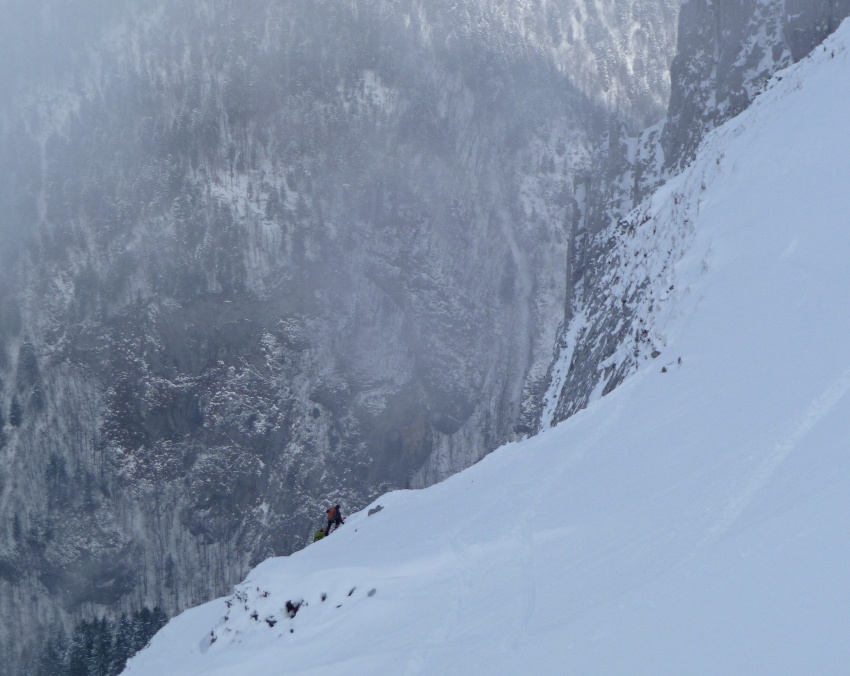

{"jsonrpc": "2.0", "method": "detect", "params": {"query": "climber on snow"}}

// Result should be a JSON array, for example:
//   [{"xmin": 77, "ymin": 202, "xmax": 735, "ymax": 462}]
[{"xmin": 325, "ymin": 504, "xmax": 344, "ymax": 535}]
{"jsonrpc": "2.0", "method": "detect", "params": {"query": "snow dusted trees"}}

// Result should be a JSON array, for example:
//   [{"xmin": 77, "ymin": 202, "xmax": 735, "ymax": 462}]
[{"xmin": 37, "ymin": 607, "xmax": 168, "ymax": 676}]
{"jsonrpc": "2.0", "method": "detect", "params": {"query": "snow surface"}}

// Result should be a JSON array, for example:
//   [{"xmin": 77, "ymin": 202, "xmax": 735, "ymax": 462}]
[{"xmin": 125, "ymin": 20, "xmax": 850, "ymax": 676}]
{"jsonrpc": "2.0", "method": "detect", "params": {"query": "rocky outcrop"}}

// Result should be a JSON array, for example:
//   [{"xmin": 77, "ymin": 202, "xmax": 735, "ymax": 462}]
[
  {"xmin": 545, "ymin": 0, "xmax": 850, "ymax": 428},
  {"xmin": 664, "ymin": 0, "xmax": 850, "ymax": 170}
]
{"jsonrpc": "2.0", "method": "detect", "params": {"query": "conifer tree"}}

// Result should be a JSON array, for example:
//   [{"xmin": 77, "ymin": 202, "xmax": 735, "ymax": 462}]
[
  {"xmin": 109, "ymin": 615, "xmax": 134, "ymax": 676},
  {"xmin": 36, "ymin": 628, "xmax": 69, "ymax": 676}
]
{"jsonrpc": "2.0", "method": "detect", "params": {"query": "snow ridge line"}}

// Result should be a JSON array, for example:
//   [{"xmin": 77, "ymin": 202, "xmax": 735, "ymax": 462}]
[{"xmin": 700, "ymin": 364, "xmax": 850, "ymax": 548}]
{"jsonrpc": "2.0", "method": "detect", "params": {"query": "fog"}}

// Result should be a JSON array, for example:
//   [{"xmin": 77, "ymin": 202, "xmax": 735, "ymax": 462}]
[{"xmin": 0, "ymin": 0, "xmax": 132, "ymax": 101}]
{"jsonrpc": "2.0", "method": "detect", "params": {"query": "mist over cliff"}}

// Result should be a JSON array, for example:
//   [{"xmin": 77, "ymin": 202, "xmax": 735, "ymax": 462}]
[{"xmin": 0, "ymin": 1, "xmax": 680, "ymax": 671}]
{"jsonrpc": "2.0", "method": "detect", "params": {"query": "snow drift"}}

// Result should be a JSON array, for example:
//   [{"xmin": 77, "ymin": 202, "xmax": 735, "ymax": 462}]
[{"xmin": 125, "ymin": 19, "xmax": 850, "ymax": 676}]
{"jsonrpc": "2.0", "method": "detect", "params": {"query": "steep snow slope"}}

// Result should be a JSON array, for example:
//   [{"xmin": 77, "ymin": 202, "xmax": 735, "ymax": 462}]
[{"xmin": 125, "ymin": 20, "xmax": 850, "ymax": 675}]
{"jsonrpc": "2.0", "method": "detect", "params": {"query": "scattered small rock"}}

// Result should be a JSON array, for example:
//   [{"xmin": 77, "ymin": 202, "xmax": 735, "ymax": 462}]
[
  {"xmin": 265, "ymin": 617, "xmax": 278, "ymax": 628},
  {"xmin": 367, "ymin": 588, "xmax": 377, "ymax": 597},
  {"xmin": 321, "ymin": 592, "xmax": 327, "ymax": 602},
  {"xmin": 651, "ymin": 350, "xmax": 661, "ymax": 359},
  {"xmin": 348, "ymin": 587, "xmax": 356, "ymax": 596},
  {"xmin": 290, "ymin": 629, "xmax": 294, "ymax": 634},
  {"xmin": 368, "ymin": 504, "xmax": 384, "ymax": 516},
  {"xmin": 285, "ymin": 600, "xmax": 302, "ymax": 619},
  {"xmin": 661, "ymin": 366, "xmax": 667, "ymax": 373},
  {"xmin": 250, "ymin": 610, "xmax": 258, "ymax": 621}
]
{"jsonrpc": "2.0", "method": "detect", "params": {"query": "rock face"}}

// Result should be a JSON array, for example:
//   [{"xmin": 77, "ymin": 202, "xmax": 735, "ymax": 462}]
[
  {"xmin": 0, "ymin": 0, "xmax": 681, "ymax": 670},
  {"xmin": 663, "ymin": 0, "xmax": 850, "ymax": 170},
  {"xmin": 544, "ymin": 0, "xmax": 850, "ymax": 427}
]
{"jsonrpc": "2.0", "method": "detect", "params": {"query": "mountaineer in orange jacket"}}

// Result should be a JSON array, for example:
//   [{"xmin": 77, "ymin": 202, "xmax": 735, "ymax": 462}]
[{"xmin": 325, "ymin": 504, "xmax": 344, "ymax": 535}]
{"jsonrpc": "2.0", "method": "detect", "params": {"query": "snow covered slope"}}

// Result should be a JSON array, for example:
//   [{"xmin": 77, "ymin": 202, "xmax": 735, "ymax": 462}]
[{"xmin": 125, "ymin": 19, "xmax": 850, "ymax": 675}]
